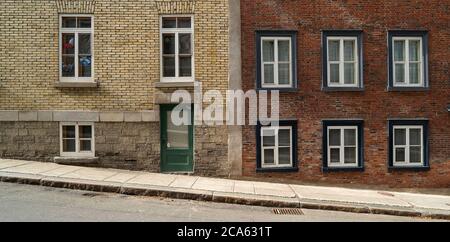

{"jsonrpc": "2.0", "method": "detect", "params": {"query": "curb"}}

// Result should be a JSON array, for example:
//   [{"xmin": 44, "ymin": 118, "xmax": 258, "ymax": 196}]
[{"xmin": 0, "ymin": 172, "xmax": 449, "ymax": 220}]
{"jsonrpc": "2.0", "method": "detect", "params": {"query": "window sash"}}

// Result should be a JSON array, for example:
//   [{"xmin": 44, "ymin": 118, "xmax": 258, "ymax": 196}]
[
  {"xmin": 327, "ymin": 126, "xmax": 359, "ymax": 167},
  {"xmin": 60, "ymin": 122, "xmax": 95, "ymax": 157},
  {"xmin": 327, "ymin": 37, "xmax": 359, "ymax": 87},
  {"xmin": 392, "ymin": 37, "xmax": 423, "ymax": 86},
  {"xmin": 261, "ymin": 37, "xmax": 292, "ymax": 88},
  {"xmin": 161, "ymin": 16, "xmax": 194, "ymax": 82},
  {"xmin": 261, "ymin": 126, "xmax": 293, "ymax": 168},
  {"xmin": 59, "ymin": 15, "xmax": 94, "ymax": 82},
  {"xmin": 393, "ymin": 126, "xmax": 424, "ymax": 166}
]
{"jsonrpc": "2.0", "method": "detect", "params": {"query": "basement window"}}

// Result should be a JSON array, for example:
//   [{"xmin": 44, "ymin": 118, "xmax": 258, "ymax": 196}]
[
  {"xmin": 60, "ymin": 15, "xmax": 94, "ymax": 83},
  {"xmin": 256, "ymin": 120, "xmax": 298, "ymax": 172},
  {"xmin": 60, "ymin": 122, "xmax": 95, "ymax": 158}
]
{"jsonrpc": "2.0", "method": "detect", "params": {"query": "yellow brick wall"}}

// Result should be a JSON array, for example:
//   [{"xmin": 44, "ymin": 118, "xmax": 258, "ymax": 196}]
[{"xmin": 0, "ymin": 0, "xmax": 230, "ymax": 111}]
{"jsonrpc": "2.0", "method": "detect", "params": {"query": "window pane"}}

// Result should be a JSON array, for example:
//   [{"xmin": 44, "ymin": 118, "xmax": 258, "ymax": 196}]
[
  {"xmin": 278, "ymin": 147, "xmax": 291, "ymax": 165},
  {"xmin": 344, "ymin": 40, "xmax": 355, "ymax": 61},
  {"xmin": 179, "ymin": 34, "xmax": 191, "ymax": 54},
  {"xmin": 395, "ymin": 148, "xmax": 406, "ymax": 162},
  {"xmin": 328, "ymin": 40, "xmax": 339, "ymax": 61},
  {"xmin": 410, "ymin": 147, "xmax": 422, "ymax": 163},
  {"xmin": 394, "ymin": 129, "xmax": 406, "ymax": 146},
  {"xmin": 344, "ymin": 63, "xmax": 355, "ymax": 84},
  {"xmin": 409, "ymin": 63, "xmax": 420, "ymax": 84},
  {"xmin": 278, "ymin": 63, "xmax": 290, "ymax": 85},
  {"xmin": 263, "ymin": 64, "xmax": 274, "ymax": 84},
  {"xmin": 410, "ymin": 129, "xmax": 421, "ymax": 146},
  {"xmin": 262, "ymin": 40, "xmax": 274, "ymax": 62},
  {"xmin": 409, "ymin": 40, "xmax": 420, "ymax": 62},
  {"xmin": 79, "ymin": 126, "xmax": 92, "ymax": 139},
  {"xmin": 162, "ymin": 18, "xmax": 176, "ymax": 28},
  {"xmin": 278, "ymin": 129, "xmax": 291, "ymax": 146},
  {"xmin": 394, "ymin": 40, "xmax": 405, "ymax": 61},
  {"xmin": 263, "ymin": 149, "xmax": 275, "ymax": 165},
  {"xmin": 63, "ymin": 139, "xmax": 76, "ymax": 152},
  {"xmin": 163, "ymin": 34, "xmax": 175, "ymax": 54},
  {"xmin": 395, "ymin": 64, "xmax": 405, "ymax": 83},
  {"xmin": 179, "ymin": 57, "xmax": 192, "ymax": 77},
  {"xmin": 79, "ymin": 56, "xmax": 92, "ymax": 77},
  {"xmin": 62, "ymin": 34, "xmax": 75, "ymax": 55},
  {"xmin": 77, "ymin": 17, "xmax": 92, "ymax": 28},
  {"xmin": 329, "ymin": 129, "xmax": 341, "ymax": 146},
  {"xmin": 344, "ymin": 147, "xmax": 356, "ymax": 164},
  {"xmin": 177, "ymin": 17, "xmax": 192, "ymax": 28},
  {"xmin": 262, "ymin": 129, "xmax": 275, "ymax": 147},
  {"xmin": 330, "ymin": 148, "xmax": 340, "ymax": 163},
  {"xmin": 329, "ymin": 64, "xmax": 340, "ymax": 83},
  {"xmin": 278, "ymin": 40, "xmax": 290, "ymax": 62},
  {"xmin": 167, "ymin": 111, "xmax": 189, "ymax": 148},
  {"xmin": 78, "ymin": 34, "xmax": 91, "ymax": 55},
  {"xmin": 163, "ymin": 57, "xmax": 175, "ymax": 77},
  {"xmin": 344, "ymin": 129, "xmax": 356, "ymax": 146},
  {"xmin": 62, "ymin": 56, "xmax": 75, "ymax": 77},
  {"xmin": 80, "ymin": 140, "xmax": 92, "ymax": 152},
  {"xmin": 62, "ymin": 17, "xmax": 76, "ymax": 28},
  {"xmin": 62, "ymin": 126, "xmax": 76, "ymax": 139}
]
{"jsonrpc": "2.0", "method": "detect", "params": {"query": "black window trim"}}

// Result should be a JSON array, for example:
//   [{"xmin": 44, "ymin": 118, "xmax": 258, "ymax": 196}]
[
  {"xmin": 321, "ymin": 30, "xmax": 364, "ymax": 92},
  {"xmin": 322, "ymin": 120, "xmax": 365, "ymax": 172},
  {"xmin": 256, "ymin": 119, "xmax": 299, "ymax": 172},
  {"xmin": 387, "ymin": 30, "xmax": 429, "ymax": 91},
  {"xmin": 255, "ymin": 30, "xmax": 298, "ymax": 91},
  {"xmin": 388, "ymin": 119, "xmax": 430, "ymax": 171}
]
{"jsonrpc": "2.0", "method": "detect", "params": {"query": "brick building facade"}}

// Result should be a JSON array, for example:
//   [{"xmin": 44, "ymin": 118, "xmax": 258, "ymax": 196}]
[
  {"xmin": 0, "ymin": 0, "xmax": 241, "ymax": 176},
  {"xmin": 240, "ymin": 0, "xmax": 450, "ymax": 188}
]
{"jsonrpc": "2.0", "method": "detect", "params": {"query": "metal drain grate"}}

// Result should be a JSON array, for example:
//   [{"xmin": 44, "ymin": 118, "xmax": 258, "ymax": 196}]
[{"xmin": 272, "ymin": 208, "xmax": 304, "ymax": 215}]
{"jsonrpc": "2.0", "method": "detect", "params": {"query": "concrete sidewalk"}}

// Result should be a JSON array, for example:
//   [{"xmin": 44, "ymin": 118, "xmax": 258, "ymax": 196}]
[{"xmin": 0, "ymin": 159, "xmax": 449, "ymax": 220}]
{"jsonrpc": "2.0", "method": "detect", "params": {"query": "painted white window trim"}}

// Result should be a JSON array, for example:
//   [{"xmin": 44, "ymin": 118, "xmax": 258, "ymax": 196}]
[
  {"xmin": 160, "ymin": 15, "xmax": 195, "ymax": 83},
  {"xmin": 260, "ymin": 126, "xmax": 293, "ymax": 168},
  {"xmin": 392, "ymin": 37, "xmax": 424, "ymax": 87},
  {"xmin": 260, "ymin": 37, "xmax": 293, "ymax": 88},
  {"xmin": 393, "ymin": 125, "xmax": 424, "ymax": 167},
  {"xmin": 59, "ymin": 14, "xmax": 95, "ymax": 83},
  {"xmin": 327, "ymin": 37, "xmax": 359, "ymax": 87},
  {"xmin": 327, "ymin": 126, "xmax": 359, "ymax": 168},
  {"xmin": 60, "ymin": 122, "xmax": 95, "ymax": 158}
]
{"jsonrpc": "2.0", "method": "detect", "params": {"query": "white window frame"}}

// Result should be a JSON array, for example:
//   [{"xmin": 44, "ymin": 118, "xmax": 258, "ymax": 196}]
[
  {"xmin": 160, "ymin": 15, "xmax": 195, "ymax": 83},
  {"xmin": 260, "ymin": 37, "xmax": 293, "ymax": 88},
  {"xmin": 327, "ymin": 37, "xmax": 359, "ymax": 87},
  {"xmin": 327, "ymin": 126, "xmax": 359, "ymax": 168},
  {"xmin": 260, "ymin": 126, "xmax": 293, "ymax": 168},
  {"xmin": 60, "ymin": 122, "xmax": 95, "ymax": 158},
  {"xmin": 393, "ymin": 125, "xmax": 424, "ymax": 167},
  {"xmin": 392, "ymin": 37, "xmax": 424, "ymax": 87},
  {"xmin": 59, "ymin": 14, "xmax": 94, "ymax": 83}
]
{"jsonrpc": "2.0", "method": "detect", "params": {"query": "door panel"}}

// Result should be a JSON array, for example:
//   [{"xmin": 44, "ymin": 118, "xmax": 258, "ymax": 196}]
[{"xmin": 160, "ymin": 104, "xmax": 194, "ymax": 172}]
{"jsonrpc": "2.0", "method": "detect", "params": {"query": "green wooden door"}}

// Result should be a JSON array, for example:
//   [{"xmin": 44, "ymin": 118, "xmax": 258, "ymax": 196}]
[{"xmin": 160, "ymin": 104, "xmax": 194, "ymax": 173}]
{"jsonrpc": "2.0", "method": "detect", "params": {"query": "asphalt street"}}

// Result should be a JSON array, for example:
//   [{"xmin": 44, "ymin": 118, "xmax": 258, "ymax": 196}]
[{"xmin": 0, "ymin": 182, "xmax": 439, "ymax": 222}]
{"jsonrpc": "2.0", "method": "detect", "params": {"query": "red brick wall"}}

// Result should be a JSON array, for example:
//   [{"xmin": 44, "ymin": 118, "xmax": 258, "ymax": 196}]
[{"xmin": 241, "ymin": 0, "xmax": 450, "ymax": 188}]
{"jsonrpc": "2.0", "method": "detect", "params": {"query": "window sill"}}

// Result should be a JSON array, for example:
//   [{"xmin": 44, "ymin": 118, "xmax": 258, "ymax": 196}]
[
  {"xmin": 55, "ymin": 82, "xmax": 99, "ymax": 88},
  {"xmin": 322, "ymin": 167, "xmax": 364, "ymax": 172},
  {"xmin": 388, "ymin": 166, "xmax": 430, "ymax": 172},
  {"xmin": 322, "ymin": 87, "xmax": 364, "ymax": 92},
  {"xmin": 256, "ymin": 167, "xmax": 299, "ymax": 173},
  {"xmin": 54, "ymin": 156, "xmax": 99, "ymax": 165},
  {"xmin": 155, "ymin": 81, "xmax": 199, "ymax": 88},
  {"xmin": 256, "ymin": 87, "xmax": 298, "ymax": 92},
  {"xmin": 387, "ymin": 86, "xmax": 429, "ymax": 92}
]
